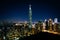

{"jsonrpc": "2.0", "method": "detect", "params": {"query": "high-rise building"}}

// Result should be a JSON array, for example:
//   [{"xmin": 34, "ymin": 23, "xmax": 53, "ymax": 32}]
[
  {"xmin": 48, "ymin": 19, "xmax": 53, "ymax": 31},
  {"xmin": 44, "ymin": 19, "xmax": 48, "ymax": 30},
  {"xmin": 58, "ymin": 23, "xmax": 60, "ymax": 33},
  {"xmin": 53, "ymin": 18, "xmax": 58, "ymax": 32},
  {"xmin": 43, "ymin": 22, "xmax": 46, "ymax": 30},
  {"xmin": 37, "ymin": 21, "xmax": 43, "ymax": 32},
  {"xmin": 29, "ymin": 4, "xmax": 32, "ymax": 28},
  {"xmin": 53, "ymin": 23, "xmax": 58, "ymax": 32},
  {"xmin": 54, "ymin": 18, "xmax": 58, "ymax": 23}
]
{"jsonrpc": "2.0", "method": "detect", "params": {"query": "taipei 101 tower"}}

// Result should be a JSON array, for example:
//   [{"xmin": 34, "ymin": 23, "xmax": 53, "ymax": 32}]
[{"xmin": 29, "ymin": 4, "xmax": 32, "ymax": 28}]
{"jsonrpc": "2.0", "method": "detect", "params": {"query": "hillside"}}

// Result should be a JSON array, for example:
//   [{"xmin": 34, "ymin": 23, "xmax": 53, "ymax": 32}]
[{"xmin": 19, "ymin": 32, "xmax": 60, "ymax": 40}]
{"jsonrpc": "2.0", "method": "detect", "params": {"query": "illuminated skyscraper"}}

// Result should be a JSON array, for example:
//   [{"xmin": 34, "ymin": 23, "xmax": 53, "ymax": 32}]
[
  {"xmin": 44, "ymin": 19, "xmax": 48, "ymax": 30},
  {"xmin": 48, "ymin": 19, "xmax": 53, "ymax": 31},
  {"xmin": 29, "ymin": 4, "xmax": 32, "ymax": 28},
  {"xmin": 54, "ymin": 18, "xmax": 58, "ymax": 23},
  {"xmin": 43, "ymin": 22, "xmax": 46, "ymax": 30}
]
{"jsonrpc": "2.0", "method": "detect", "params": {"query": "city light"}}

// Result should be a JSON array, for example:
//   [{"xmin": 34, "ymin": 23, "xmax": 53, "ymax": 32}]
[{"xmin": 0, "ymin": 4, "xmax": 60, "ymax": 40}]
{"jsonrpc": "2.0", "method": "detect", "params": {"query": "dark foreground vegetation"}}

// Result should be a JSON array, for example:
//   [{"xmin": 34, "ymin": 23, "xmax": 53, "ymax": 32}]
[{"xmin": 19, "ymin": 32, "xmax": 60, "ymax": 40}]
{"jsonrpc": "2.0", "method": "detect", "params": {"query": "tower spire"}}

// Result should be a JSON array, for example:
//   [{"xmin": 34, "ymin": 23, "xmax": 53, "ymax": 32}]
[{"xmin": 29, "ymin": 4, "xmax": 32, "ymax": 28}]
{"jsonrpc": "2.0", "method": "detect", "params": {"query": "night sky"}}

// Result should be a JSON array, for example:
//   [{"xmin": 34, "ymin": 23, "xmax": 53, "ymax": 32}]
[{"xmin": 0, "ymin": 0, "xmax": 60, "ymax": 22}]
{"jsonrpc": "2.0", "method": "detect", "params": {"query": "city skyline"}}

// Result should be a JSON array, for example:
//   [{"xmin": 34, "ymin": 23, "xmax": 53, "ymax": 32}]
[{"xmin": 0, "ymin": 0, "xmax": 60, "ymax": 22}]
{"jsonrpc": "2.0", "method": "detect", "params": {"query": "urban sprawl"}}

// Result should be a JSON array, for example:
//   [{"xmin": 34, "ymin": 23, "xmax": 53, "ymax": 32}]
[{"xmin": 0, "ymin": 5, "xmax": 60, "ymax": 40}]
